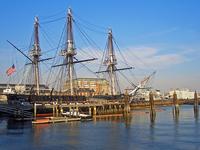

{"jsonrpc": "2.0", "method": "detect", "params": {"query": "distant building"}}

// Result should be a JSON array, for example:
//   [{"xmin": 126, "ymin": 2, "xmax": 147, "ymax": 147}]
[
  {"xmin": 77, "ymin": 78, "xmax": 109, "ymax": 96},
  {"xmin": 0, "ymin": 84, "xmax": 50, "ymax": 94},
  {"xmin": 168, "ymin": 89, "xmax": 194, "ymax": 100},
  {"xmin": 65, "ymin": 78, "xmax": 109, "ymax": 96}
]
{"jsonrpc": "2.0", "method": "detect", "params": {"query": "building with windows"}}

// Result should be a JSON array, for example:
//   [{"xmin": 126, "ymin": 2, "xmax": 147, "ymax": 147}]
[
  {"xmin": 168, "ymin": 89, "xmax": 194, "ymax": 100},
  {"xmin": 65, "ymin": 78, "xmax": 109, "ymax": 96}
]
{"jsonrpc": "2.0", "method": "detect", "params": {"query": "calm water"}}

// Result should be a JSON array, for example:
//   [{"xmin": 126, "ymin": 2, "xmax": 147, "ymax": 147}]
[{"xmin": 0, "ymin": 105, "xmax": 200, "ymax": 150}]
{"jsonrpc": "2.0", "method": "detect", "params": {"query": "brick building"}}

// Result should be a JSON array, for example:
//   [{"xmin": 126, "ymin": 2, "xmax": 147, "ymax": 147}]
[{"xmin": 65, "ymin": 78, "xmax": 109, "ymax": 96}]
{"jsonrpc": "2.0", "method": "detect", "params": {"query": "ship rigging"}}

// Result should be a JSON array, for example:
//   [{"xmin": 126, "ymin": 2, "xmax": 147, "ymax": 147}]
[{"xmin": 5, "ymin": 8, "xmax": 155, "ymax": 102}]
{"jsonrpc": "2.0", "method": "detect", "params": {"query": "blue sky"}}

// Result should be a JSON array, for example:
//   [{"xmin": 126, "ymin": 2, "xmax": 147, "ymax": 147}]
[{"xmin": 0, "ymin": 0, "xmax": 199, "ymax": 92}]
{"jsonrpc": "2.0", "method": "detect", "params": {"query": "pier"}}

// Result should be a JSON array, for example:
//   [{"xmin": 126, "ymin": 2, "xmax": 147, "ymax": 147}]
[
  {"xmin": 33, "ymin": 99, "xmax": 126, "ymax": 116},
  {"xmin": 0, "ymin": 91, "xmax": 199, "ymax": 124}
]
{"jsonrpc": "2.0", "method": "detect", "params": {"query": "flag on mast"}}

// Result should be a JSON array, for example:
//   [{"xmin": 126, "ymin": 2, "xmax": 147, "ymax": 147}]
[{"xmin": 6, "ymin": 64, "xmax": 16, "ymax": 76}]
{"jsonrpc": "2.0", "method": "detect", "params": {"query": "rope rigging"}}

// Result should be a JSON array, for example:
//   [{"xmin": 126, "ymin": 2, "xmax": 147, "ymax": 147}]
[
  {"xmin": 73, "ymin": 20, "xmax": 103, "ymax": 58},
  {"xmin": 46, "ymin": 21, "xmax": 66, "ymax": 87},
  {"xmin": 73, "ymin": 11, "xmax": 107, "ymax": 31},
  {"xmin": 5, "ymin": 8, "xmax": 157, "ymax": 96},
  {"xmin": 40, "ymin": 17, "xmax": 66, "ymax": 24}
]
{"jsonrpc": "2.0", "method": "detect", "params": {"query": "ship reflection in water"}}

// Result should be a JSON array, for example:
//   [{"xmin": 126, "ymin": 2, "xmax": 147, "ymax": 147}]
[{"xmin": 0, "ymin": 105, "xmax": 200, "ymax": 150}]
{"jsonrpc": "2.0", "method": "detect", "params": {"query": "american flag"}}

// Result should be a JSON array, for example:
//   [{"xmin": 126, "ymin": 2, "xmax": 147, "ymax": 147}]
[{"xmin": 6, "ymin": 64, "xmax": 16, "ymax": 76}]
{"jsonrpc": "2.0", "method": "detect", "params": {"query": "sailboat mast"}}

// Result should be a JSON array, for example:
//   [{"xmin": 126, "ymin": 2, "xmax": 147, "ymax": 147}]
[
  {"xmin": 33, "ymin": 17, "xmax": 41, "ymax": 95},
  {"xmin": 107, "ymin": 29, "xmax": 117, "ymax": 95}
]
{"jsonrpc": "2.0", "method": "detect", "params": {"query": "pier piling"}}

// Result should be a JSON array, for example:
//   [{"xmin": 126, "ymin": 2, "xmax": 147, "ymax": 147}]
[
  {"xmin": 93, "ymin": 106, "xmax": 97, "ymax": 116},
  {"xmin": 89, "ymin": 107, "xmax": 92, "ymax": 116},
  {"xmin": 53, "ymin": 102, "xmax": 55, "ymax": 117},
  {"xmin": 55, "ymin": 102, "xmax": 58, "ymax": 117},
  {"xmin": 149, "ymin": 92, "xmax": 156, "ymax": 123},
  {"xmin": 172, "ymin": 91, "xmax": 179, "ymax": 121},
  {"xmin": 124, "ymin": 92, "xmax": 130, "ymax": 115},
  {"xmin": 194, "ymin": 91, "xmax": 199, "ymax": 119},
  {"xmin": 34, "ymin": 103, "xmax": 37, "ymax": 120}
]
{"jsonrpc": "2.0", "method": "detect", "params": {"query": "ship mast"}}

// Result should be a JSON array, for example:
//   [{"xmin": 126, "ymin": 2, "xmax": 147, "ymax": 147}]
[
  {"xmin": 52, "ymin": 8, "xmax": 97, "ymax": 95},
  {"xmin": 107, "ymin": 29, "xmax": 117, "ymax": 95},
  {"xmin": 96, "ymin": 29, "xmax": 133, "ymax": 96},
  {"xmin": 7, "ymin": 16, "xmax": 54, "ymax": 96},
  {"xmin": 32, "ymin": 17, "xmax": 41, "ymax": 95},
  {"xmin": 61, "ymin": 8, "xmax": 76, "ymax": 95}
]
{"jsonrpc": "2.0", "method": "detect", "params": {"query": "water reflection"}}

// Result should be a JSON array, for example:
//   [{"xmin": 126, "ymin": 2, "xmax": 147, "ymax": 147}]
[
  {"xmin": 173, "ymin": 111, "xmax": 179, "ymax": 149},
  {"xmin": 194, "ymin": 107, "xmax": 199, "ymax": 123},
  {"xmin": 149, "ymin": 121, "xmax": 155, "ymax": 142},
  {"xmin": 1, "ymin": 105, "xmax": 200, "ymax": 150},
  {"xmin": 123, "ymin": 114, "xmax": 132, "ymax": 128},
  {"xmin": 32, "ymin": 123, "xmax": 50, "ymax": 146},
  {"xmin": 150, "ymin": 110, "xmax": 156, "ymax": 124},
  {"xmin": 6, "ymin": 118, "xmax": 31, "ymax": 135},
  {"xmin": 172, "ymin": 107, "xmax": 179, "ymax": 124}
]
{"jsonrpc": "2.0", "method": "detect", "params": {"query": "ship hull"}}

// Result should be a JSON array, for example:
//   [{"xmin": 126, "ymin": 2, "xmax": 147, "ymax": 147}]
[
  {"xmin": 6, "ymin": 94, "xmax": 86, "ymax": 103},
  {"xmin": 5, "ymin": 94, "xmax": 86, "ymax": 116}
]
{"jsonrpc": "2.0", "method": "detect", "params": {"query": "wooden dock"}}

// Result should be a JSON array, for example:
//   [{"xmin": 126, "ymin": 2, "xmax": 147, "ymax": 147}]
[
  {"xmin": 32, "ymin": 117, "xmax": 81, "ymax": 124},
  {"xmin": 0, "ymin": 95, "xmax": 198, "ymax": 124}
]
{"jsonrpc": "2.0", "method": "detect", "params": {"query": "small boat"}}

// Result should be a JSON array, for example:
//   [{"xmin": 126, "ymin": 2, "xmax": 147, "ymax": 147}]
[
  {"xmin": 62, "ymin": 111, "xmax": 92, "ymax": 121},
  {"xmin": 3, "ymin": 87, "xmax": 15, "ymax": 94},
  {"xmin": 80, "ymin": 114, "xmax": 93, "ymax": 121}
]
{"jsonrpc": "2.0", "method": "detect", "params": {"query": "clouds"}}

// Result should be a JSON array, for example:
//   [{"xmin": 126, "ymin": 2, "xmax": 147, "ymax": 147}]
[
  {"xmin": 0, "ymin": 43, "xmax": 197, "ymax": 91},
  {"xmin": 117, "ymin": 46, "xmax": 186, "ymax": 69},
  {"xmin": 75, "ymin": 45, "xmax": 189, "ymax": 73}
]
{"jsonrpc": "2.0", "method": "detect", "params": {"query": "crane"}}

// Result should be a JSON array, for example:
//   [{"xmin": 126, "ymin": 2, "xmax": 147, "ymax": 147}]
[{"xmin": 129, "ymin": 71, "xmax": 156, "ymax": 103}]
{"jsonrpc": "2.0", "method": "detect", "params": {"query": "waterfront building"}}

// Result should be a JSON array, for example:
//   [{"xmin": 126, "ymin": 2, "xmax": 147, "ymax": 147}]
[
  {"xmin": 65, "ymin": 78, "xmax": 109, "ymax": 96},
  {"xmin": 0, "ymin": 84, "xmax": 50, "ymax": 94},
  {"xmin": 168, "ymin": 89, "xmax": 194, "ymax": 100}
]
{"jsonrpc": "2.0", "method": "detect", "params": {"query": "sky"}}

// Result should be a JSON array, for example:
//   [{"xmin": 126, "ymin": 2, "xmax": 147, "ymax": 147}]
[{"xmin": 0, "ymin": 0, "xmax": 199, "ymax": 92}]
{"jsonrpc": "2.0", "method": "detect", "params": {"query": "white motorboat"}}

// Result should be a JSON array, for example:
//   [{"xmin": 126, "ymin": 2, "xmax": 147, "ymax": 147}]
[
  {"xmin": 3, "ymin": 87, "xmax": 15, "ymax": 94},
  {"xmin": 62, "ymin": 111, "xmax": 92, "ymax": 120}
]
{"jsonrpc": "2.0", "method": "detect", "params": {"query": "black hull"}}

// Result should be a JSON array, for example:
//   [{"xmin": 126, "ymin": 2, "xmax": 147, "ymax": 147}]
[
  {"xmin": 6, "ymin": 94, "xmax": 86, "ymax": 104},
  {"xmin": 3, "ymin": 94, "xmax": 86, "ymax": 117}
]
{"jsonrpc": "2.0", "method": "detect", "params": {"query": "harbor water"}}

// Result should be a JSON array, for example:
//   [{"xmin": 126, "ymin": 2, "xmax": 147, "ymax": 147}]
[{"xmin": 0, "ymin": 105, "xmax": 200, "ymax": 150}]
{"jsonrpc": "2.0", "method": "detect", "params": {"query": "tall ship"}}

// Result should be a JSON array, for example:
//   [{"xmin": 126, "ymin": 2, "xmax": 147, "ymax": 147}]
[{"xmin": 5, "ymin": 8, "xmax": 155, "ymax": 107}]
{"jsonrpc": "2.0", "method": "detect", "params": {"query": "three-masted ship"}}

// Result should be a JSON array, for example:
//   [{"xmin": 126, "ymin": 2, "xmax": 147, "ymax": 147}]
[{"xmin": 6, "ymin": 8, "xmax": 134, "ymax": 106}]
